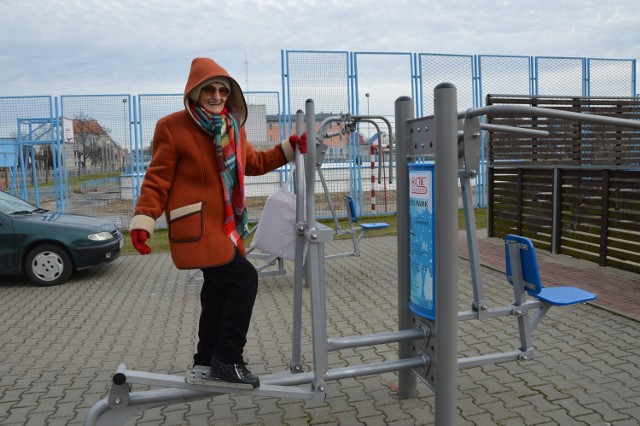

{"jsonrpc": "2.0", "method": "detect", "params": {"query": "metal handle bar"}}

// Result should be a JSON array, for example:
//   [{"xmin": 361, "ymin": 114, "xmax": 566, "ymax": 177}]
[{"xmin": 461, "ymin": 105, "xmax": 640, "ymax": 129}]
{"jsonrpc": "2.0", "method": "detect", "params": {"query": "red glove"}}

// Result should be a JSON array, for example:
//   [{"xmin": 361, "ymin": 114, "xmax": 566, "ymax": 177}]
[
  {"xmin": 289, "ymin": 132, "xmax": 307, "ymax": 154},
  {"xmin": 130, "ymin": 229, "xmax": 151, "ymax": 255}
]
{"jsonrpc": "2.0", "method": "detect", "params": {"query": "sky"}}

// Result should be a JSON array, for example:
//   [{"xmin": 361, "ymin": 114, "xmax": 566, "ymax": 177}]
[{"xmin": 1, "ymin": 0, "xmax": 639, "ymax": 98}]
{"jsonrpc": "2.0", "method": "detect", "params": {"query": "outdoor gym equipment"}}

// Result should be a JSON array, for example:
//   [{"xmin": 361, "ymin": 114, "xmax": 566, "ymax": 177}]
[
  {"xmin": 315, "ymin": 112, "xmax": 393, "ymax": 260},
  {"xmin": 85, "ymin": 84, "xmax": 640, "ymax": 426},
  {"xmin": 188, "ymin": 112, "xmax": 391, "ymax": 281}
]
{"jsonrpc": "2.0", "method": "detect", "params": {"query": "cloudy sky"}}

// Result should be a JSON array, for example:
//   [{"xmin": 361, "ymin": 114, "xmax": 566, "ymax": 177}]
[{"xmin": 1, "ymin": 0, "xmax": 638, "ymax": 97}]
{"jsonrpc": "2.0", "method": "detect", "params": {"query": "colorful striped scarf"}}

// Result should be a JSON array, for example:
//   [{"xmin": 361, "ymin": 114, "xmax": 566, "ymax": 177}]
[{"xmin": 190, "ymin": 102, "xmax": 249, "ymax": 245}]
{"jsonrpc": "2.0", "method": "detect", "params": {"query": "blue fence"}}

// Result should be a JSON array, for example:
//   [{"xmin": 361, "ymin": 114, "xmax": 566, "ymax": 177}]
[
  {"xmin": 282, "ymin": 51, "xmax": 637, "ymax": 210},
  {"xmin": 0, "ymin": 50, "xmax": 636, "ymax": 229}
]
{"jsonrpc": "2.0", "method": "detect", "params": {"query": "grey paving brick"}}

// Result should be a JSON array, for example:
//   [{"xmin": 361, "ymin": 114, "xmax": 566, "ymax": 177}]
[
  {"xmin": 584, "ymin": 402, "xmax": 633, "ymax": 422},
  {"xmin": 1, "ymin": 235, "xmax": 639, "ymax": 425},
  {"xmin": 24, "ymin": 410, "xmax": 57, "ymax": 426}
]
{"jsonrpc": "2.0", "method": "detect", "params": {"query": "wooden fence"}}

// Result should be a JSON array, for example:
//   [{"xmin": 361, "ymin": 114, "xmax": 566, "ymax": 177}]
[{"xmin": 486, "ymin": 95, "xmax": 640, "ymax": 273}]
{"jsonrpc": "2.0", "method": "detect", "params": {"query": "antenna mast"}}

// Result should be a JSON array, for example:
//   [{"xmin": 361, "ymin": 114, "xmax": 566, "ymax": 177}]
[{"xmin": 244, "ymin": 53, "xmax": 249, "ymax": 91}]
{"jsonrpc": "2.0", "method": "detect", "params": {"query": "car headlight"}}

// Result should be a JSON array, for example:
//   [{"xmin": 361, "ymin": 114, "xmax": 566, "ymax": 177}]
[{"xmin": 88, "ymin": 231, "xmax": 115, "ymax": 241}]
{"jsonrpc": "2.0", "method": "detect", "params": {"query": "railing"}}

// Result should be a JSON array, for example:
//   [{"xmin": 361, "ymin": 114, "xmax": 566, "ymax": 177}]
[
  {"xmin": 486, "ymin": 95, "xmax": 640, "ymax": 273},
  {"xmin": 79, "ymin": 176, "xmax": 119, "ymax": 193}
]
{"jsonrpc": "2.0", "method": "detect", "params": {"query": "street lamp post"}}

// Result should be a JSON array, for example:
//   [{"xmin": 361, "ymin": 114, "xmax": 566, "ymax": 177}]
[{"xmin": 365, "ymin": 93, "xmax": 370, "ymax": 139}]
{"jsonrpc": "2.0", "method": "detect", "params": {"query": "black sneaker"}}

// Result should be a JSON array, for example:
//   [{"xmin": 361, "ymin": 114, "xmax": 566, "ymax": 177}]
[{"xmin": 210, "ymin": 358, "xmax": 260, "ymax": 388}]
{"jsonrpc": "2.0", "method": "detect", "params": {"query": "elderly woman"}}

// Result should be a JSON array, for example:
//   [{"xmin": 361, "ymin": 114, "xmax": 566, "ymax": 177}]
[{"xmin": 129, "ymin": 57, "xmax": 306, "ymax": 387}]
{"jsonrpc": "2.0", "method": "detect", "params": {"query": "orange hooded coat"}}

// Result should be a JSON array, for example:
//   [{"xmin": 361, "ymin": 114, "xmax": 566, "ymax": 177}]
[{"xmin": 129, "ymin": 58, "xmax": 296, "ymax": 269}]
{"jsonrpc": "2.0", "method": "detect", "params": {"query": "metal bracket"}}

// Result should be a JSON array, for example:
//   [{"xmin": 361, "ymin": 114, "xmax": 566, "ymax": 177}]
[
  {"xmin": 408, "ymin": 317, "xmax": 435, "ymax": 391},
  {"xmin": 316, "ymin": 141, "xmax": 328, "ymax": 166},
  {"xmin": 307, "ymin": 223, "xmax": 334, "ymax": 243},
  {"xmin": 407, "ymin": 116, "xmax": 436, "ymax": 158},
  {"xmin": 518, "ymin": 348, "xmax": 535, "ymax": 361},
  {"xmin": 107, "ymin": 382, "xmax": 131, "ymax": 409},
  {"xmin": 511, "ymin": 306, "xmax": 524, "ymax": 316},
  {"xmin": 462, "ymin": 115, "xmax": 481, "ymax": 178},
  {"xmin": 289, "ymin": 361, "xmax": 304, "ymax": 374}
]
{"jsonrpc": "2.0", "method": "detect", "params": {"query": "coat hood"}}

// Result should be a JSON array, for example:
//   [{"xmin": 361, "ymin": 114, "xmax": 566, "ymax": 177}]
[{"xmin": 183, "ymin": 57, "xmax": 248, "ymax": 126}]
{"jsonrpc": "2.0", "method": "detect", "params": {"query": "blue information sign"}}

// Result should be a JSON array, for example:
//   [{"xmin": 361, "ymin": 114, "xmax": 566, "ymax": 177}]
[{"xmin": 408, "ymin": 163, "xmax": 435, "ymax": 319}]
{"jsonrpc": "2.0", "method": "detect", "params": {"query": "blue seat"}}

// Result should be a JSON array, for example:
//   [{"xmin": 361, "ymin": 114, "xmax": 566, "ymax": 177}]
[
  {"xmin": 345, "ymin": 195, "xmax": 389, "ymax": 231},
  {"xmin": 326, "ymin": 195, "xmax": 389, "ymax": 259},
  {"xmin": 504, "ymin": 234, "xmax": 596, "ymax": 306}
]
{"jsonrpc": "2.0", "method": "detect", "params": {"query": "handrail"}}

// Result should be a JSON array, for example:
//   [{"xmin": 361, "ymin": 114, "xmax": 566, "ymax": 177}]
[{"xmin": 461, "ymin": 105, "xmax": 640, "ymax": 129}]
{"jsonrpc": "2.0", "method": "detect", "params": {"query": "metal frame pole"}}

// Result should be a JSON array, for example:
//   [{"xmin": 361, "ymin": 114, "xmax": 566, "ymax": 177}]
[
  {"xmin": 394, "ymin": 95, "xmax": 416, "ymax": 398},
  {"xmin": 304, "ymin": 99, "xmax": 329, "ymax": 394},
  {"xmin": 434, "ymin": 83, "xmax": 459, "ymax": 425},
  {"xmin": 290, "ymin": 109, "xmax": 306, "ymax": 373}
]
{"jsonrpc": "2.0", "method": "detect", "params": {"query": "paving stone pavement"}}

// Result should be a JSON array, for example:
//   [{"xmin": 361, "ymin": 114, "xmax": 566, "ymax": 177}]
[{"xmin": 1, "ymin": 234, "xmax": 639, "ymax": 425}]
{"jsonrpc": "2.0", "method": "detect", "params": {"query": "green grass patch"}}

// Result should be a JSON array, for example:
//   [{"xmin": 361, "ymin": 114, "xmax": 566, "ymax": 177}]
[
  {"xmin": 121, "ymin": 208, "xmax": 487, "ymax": 255},
  {"xmin": 31, "ymin": 171, "xmax": 120, "ymax": 192}
]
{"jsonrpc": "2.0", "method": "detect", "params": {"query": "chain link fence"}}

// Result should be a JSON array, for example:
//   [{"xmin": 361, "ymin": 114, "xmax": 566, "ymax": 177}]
[{"xmin": 0, "ymin": 51, "xmax": 636, "ymax": 229}]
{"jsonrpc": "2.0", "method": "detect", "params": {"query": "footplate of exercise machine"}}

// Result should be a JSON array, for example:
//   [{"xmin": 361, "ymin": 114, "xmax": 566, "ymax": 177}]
[
  {"xmin": 107, "ymin": 364, "xmax": 322, "ymax": 405},
  {"xmin": 186, "ymin": 365, "xmax": 257, "ymax": 389}
]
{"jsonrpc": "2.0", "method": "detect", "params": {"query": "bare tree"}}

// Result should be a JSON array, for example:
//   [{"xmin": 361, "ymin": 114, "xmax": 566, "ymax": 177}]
[{"xmin": 72, "ymin": 113, "xmax": 114, "ymax": 171}]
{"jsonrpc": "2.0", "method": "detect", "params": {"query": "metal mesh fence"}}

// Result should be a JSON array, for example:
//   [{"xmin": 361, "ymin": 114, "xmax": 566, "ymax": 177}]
[
  {"xmin": 137, "ymin": 94, "xmax": 183, "ymax": 155},
  {"xmin": 0, "ymin": 96, "xmax": 53, "ymax": 139},
  {"xmin": 419, "ymin": 54, "xmax": 475, "ymax": 115},
  {"xmin": 0, "ymin": 96, "xmax": 55, "ymax": 198},
  {"xmin": 535, "ymin": 57, "xmax": 585, "ymax": 96},
  {"xmin": 244, "ymin": 91, "xmax": 285, "ymax": 222},
  {"xmin": 0, "ymin": 51, "xmax": 636, "ymax": 229},
  {"xmin": 285, "ymin": 50, "xmax": 350, "ymax": 116},
  {"xmin": 244, "ymin": 91, "xmax": 282, "ymax": 150},
  {"xmin": 476, "ymin": 55, "xmax": 534, "ymax": 207},
  {"xmin": 59, "ymin": 95, "xmax": 134, "ymax": 227},
  {"xmin": 349, "ymin": 52, "xmax": 413, "ymax": 216},
  {"xmin": 587, "ymin": 58, "xmax": 636, "ymax": 96},
  {"xmin": 283, "ymin": 51, "xmax": 353, "ymax": 219},
  {"xmin": 478, "ymin": 55, "xmax": 532, "ymax": 99}
]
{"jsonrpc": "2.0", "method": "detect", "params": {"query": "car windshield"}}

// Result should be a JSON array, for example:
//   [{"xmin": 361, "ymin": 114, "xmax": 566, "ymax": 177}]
[{"xmin": 0, "ymin": 191, "xmax": 41, "ymax": 215}]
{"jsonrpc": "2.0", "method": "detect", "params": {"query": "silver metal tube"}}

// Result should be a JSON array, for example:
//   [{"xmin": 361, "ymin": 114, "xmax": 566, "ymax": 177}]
[
  {"xmin": 113, "ymin": 364, "xmax": 128, "ymax": 385},
  {"xmin": 434, "ymin": 83, "xmax": 460, "ymax": 426},
  {"xmin": 326, "ymin": 328, "xmax": 426, "ymax": 351},
  {"xmin": 459, "ymin": 170, "xmax": 486, "ymax": 316},
  {"xmin": 304, "ymin": 99, "xmax": 329, "ymax": 392},
  {"xmin": 354, "ymin": 118, "xmax": 383, "ymax": 183},
  {"xmin": 394, "ymin": 95, "xmax": 416, "ymax": 398},
  {"xmin": 463, "ymin": 104, "xmax": 640, "ymax": 129},
  {"xmin": 305, "ymin": 100, "xmax": 317, "ymax": 231},
  {"xmin": 457, "ymin": 350, "xmax": 523, "ymax": 369},
  {"xmin": 552, "ymin": 168, "xmax": 559, "ymax": 254},
  {"xmin": 84, "ymin": 389, "xmax": 213, "ymax": 426},
  {"xmin": 291, "ymin": 110, "xmax": 305, "ymax": 372},
  {"xmin": 352, "ymin": 114, "xmax": 394, "ymax": 184},
  {"xmin": 325, "ymin": 357, "xmax": 426, "ymax": 382},
  {"xmin": 480, "ymin": 123, "xmax": 550, "ymax": 137},
  {"xmin": 262, "ymin": 357, "xmax": 427, "ymax": 387},
  {"xmin": 295, "ymin": 110, "xmax": 305, "ymax": 221}
]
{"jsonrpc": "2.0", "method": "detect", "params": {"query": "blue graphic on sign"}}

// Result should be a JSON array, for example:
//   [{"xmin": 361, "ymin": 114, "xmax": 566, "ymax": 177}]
[{"xmin": 409, "ymin": 163, "xmax": 435, "ymax": 319}]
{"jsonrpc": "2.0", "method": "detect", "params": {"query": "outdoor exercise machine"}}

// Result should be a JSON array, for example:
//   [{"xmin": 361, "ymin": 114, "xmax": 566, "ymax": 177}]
[
  {"xmin": 188, "ymin": 113, "xmax": 393, "ymax": 284},
  {"xmin": 85, "ymin": 101, "xmax": 421, "ymax": 426},
  {"xmin": 187, "ymin": 224, "xmax": 289, "ymax": 283},
  {"xmin": 314, "ymin": 112, "xmax": 391, "ymax": 259},
  {"xmin": 186, "ymin": 112, "xmax": 392, "ymax": 283},
  {"xmin": 85, "ymin": 84, "xmax": 640, "ymax": 426},
  {"xmin": 394, "ymin": 85, "xmax": 640, "ymax": 424}
]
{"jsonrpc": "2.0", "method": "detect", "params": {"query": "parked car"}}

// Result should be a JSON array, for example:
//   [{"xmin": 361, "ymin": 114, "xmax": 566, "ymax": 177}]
[{"xmin": 0, "ymin": 190, "xmax": 124, "ymax": 286}]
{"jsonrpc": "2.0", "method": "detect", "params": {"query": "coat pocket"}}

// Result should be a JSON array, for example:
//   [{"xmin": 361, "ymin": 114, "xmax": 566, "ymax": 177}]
[{"xmin": 168, "ymin": 201, "xmax": 204, "ymax": 242}]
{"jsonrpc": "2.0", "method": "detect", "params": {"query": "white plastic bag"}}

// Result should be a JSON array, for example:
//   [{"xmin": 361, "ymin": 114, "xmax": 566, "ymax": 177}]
[{"xmin": 251, "ymin": 174, "xmax": 298, "ymax": 261}]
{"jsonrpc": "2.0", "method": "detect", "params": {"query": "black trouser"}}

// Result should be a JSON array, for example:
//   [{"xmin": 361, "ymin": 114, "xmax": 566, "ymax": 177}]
[{"xmin": 193, "ymin": 249, "xmax": 258, "ymax": 366}]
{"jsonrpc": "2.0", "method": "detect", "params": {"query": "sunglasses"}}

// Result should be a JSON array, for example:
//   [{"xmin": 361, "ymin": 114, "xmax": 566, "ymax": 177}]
[{"xmin": 201, "ymin": 85, "xmax": 230, "ymax": 97}]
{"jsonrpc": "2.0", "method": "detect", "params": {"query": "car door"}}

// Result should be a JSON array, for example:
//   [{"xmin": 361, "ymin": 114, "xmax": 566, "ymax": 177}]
[{"xmin": 0, "ymin": 212, "xmax": 16, "ymax": 270}]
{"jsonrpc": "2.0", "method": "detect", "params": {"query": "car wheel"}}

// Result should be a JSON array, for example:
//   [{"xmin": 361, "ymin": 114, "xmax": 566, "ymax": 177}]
[{"xmin": 24, "ymin": 243, "xmax": 74, "ymax": 286}]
